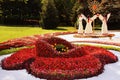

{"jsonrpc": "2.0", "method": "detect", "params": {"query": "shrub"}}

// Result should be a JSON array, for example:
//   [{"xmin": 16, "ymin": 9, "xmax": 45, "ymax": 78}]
[{"xmin": 41, "ymin": 0, "xmax": 59, "ymax": 29}]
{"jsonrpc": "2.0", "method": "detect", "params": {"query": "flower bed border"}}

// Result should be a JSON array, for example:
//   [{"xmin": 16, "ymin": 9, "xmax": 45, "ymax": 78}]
[
  {"xmin": 0, "ymin": 31, "xmax": 120, "ymax": 51},
  {"xmin": 1, "ymin": 37, "xmax": 118, "ymax": 80},
  {"xmin": 28, "ymin": 55, "xmax": 103, "ymax": 80}
]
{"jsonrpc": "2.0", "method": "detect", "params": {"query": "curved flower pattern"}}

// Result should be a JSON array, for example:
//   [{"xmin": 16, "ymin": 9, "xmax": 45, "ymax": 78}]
[
  {"xmin": 2, "ymin": 48, "xmax": 36, "ymax": 70},
  {"xmin": 81, "ymin": 46, "xmax": 118, "ymax": 64},
  {"xmin": 29, "ymin": 55, "xmax": 103, "ymax": 80},
  {"xmin": 1, "ymin": 37, "xmax": 118, "ymax": 80},
  {"xmin": 43, "ymin": 37, "xmax": 74, "ymax": 49},
  {"xmin": 36, "ymin": 37, "xmax": 85, "ymax": 58}
]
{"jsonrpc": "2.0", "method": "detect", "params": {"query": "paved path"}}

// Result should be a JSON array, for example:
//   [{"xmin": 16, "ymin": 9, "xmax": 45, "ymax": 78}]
[{"xmin": 57, "ymin": 31, "xmax": 120, "ymax": 47}]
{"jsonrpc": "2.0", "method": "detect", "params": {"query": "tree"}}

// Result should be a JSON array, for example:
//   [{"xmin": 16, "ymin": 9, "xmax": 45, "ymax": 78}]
[
  {"xmin": 0, "ymin": 0, "xmax": 3, "ymax": 24},
  {"xmin": 41, "ymin": 0, "xmax": 59, "ymax": 29},
  {"xmin": 0, "ymin": 0, "xmax": 41, "ymax": 25},
  {"xmin": 71, "ymin": 0, "xmax": 89, "ymax": 27},
  {"xmin": 26, "ymin": 0, "xmax": 41, "ymax": 19},
  {"xmin": 1, "ymin": 0, "xmax": 27, "ymax": 24},
  {"xmin": 54, "ymin": 0, "xmax": 75, "ymax": 26}
]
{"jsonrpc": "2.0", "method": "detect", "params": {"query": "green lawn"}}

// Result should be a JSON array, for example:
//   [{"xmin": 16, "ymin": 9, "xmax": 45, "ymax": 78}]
[
  {"xmin": 0, "ymin": 25, "xmax": 120, "ymax": 55},
  {"xmin": 0, "ymin": 25, "xmax": 77, "ymax": 42}
]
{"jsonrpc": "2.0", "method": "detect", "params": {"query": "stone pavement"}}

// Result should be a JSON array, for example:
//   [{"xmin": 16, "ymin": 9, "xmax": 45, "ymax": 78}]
[{"xmin": 57, "ymin": 31, "xmax": 120, "ymax": 47}]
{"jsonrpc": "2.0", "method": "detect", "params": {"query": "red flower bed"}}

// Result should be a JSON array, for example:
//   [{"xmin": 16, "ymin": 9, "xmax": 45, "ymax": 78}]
[
  {"xmin": 29, "ymin": 55, "xmax": 103, "ymax": 80},
  {"xmin": 35, "ymin": 39, "xmax": 58, "ymax": 57},
  {"xmin": 36, "ymin": 39, "xmax": 86, "ymax": 58},
  {"xmin": 1, "ymin": 37, "xmax": 118, "ymax": 80},
  {"xmin": 81, "ymin": 46, "xmax": 118, "ymax": 64},
  {"xmin": 43, "ymin": 37, "xmax": 74, "ymax": 49},
  {"xmin": 0, "ymin": 36, "xmax": 43, "ymax": 51},
  {"xmin": 1, "ymin": 48, "xmax": 36, "ymax": 70},
  {"xmin": 61, "ymin": 47, "xmax": 88, "ymax": 58},
  {"xmin": 0, "ymin": 39, "xmax": 29, "ymax": 51},
  {"xmin": 0, "ymin": 43, "xmax": 11, "ymax": 51}
]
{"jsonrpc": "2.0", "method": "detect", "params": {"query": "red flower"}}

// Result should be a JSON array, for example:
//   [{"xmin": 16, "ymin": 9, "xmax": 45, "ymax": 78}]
[
  {"xmin": 2, "ymin": 48, "xmax": 36, "ymax": 70},
  {"xmin": 29, "ymin": 55, "xmax": 102, "ymax": 79},
  {"xmin": 43, "ymin": 37, "xmax": 74, "ymax": 49},
  {"xmin": 81, "ymin": 46, "xmax": 118, "ymax": 64},
  {"xmin": 1, "ymin": 37, "xmax": 118, "ymax": 80}
]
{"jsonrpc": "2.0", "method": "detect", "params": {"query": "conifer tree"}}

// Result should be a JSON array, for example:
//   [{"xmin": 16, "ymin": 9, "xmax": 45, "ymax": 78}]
[{"xmin": 41, "ymin": 0, "xmax": 59, "ymax": 29}]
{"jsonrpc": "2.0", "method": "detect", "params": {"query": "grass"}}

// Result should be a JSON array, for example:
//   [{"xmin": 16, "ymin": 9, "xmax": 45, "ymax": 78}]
[
  {"xmin": 1, "ymin": 43, "xmax": 120, "ymax": 56},
  {"xmin": 0, "ymin": 25, "xmax": 77, "ymax": 42},
  {"xmin": 76, "ymin": 43, "xmax": 120, "ymax": 52},
  {"xmin": 0, "ymin": 46, "xmax": 34, "ymax": 56},
  {"xmin": 0, "ymin": 25, "xmax": 76, "ymax": 55},
  {"xmin": 0, "ymin": 47, "xmax": 26, "ymax": 55},
  {"xmin": 0, "ymin": 25, "xmax": 120, "ymax": 56}
]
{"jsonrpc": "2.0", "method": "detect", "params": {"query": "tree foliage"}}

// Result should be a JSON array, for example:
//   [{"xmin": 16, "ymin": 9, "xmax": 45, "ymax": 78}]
[
  {"xmin": 41, "ymin": 0, "xmax": 59, "ymax": 29},
  {"xmin": 54, "ymin": 0, "xmax": 75, "ymax": 26},
  {"xmin": 0, "ymin": 0, "xmax": 119, "ymax": 29}
]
